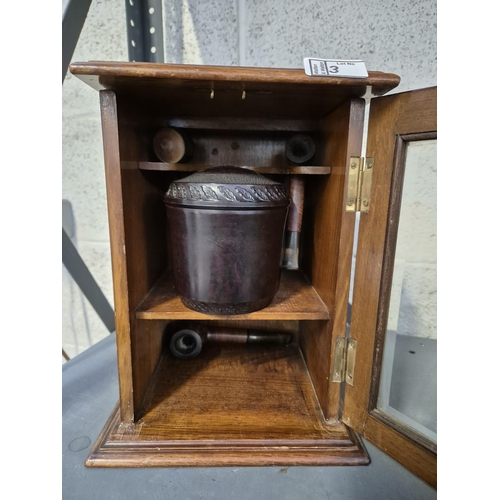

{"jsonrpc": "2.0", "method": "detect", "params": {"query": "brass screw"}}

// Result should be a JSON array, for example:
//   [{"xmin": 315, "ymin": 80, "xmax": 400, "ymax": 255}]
[
  {"xmin": 367, "ymin": 162, "xmax": 373, "ymax": 169},
  {"xmin": 347, "ymin": 201, "xmax": 354, "ymax": 206},
  {"xmin": 363, "ymin": 200, "xmax": 369, "ymax": 207},
  {"xmin": 351, "ymin": 163, "xmax": 357, "ymax": 169}
]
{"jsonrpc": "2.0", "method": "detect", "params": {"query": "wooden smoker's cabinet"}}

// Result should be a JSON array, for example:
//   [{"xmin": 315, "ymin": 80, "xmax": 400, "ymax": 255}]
[{"xmin": 69, "ymin": 62, "xmax": 436, "ymax": 486}]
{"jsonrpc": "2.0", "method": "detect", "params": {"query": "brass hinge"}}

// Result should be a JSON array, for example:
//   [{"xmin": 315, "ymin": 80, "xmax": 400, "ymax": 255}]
[
  {"xmin": 346, "ymin": 157, "xmax": 374, "ymax": 213},
  {"xmin": 331, "ymin": 337, "xmax": 357, "ymax": 385}
]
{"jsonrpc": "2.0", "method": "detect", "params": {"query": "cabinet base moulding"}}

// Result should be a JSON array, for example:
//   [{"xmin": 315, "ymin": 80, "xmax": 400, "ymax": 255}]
[
  {"xmin": 85, "ymin": 345, "xmax": 369, "ymax": 467},
  {"xmin": 86, "ymin": 405, "xmax": 369, "ymax": 467}
]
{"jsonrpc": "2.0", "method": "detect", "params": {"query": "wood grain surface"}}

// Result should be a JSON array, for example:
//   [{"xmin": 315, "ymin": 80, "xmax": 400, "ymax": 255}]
[
  {"xmin": 162, "ymin": 116, "xmax": 320, "ymax": 132},
  {"xmin": 299, "ymin": 99, "xmax": 364, "ymax": 420},
  {"xmin": 119, "ymin": 96, "xmax": 171, "ymax": 421},
  {"xmin": 99, "ymin": 91, "xmax": 171, "ymax": 422},
  {"xmin": 342, "ymin": 87, "xmax": 437, "ymax": 486},
  {"xmin": 364, "ymin": 414, "xmax": 437, "ymax": 488},
  {"xmin": 135, "ymin": 269, "xmax": 329, "ymax": 321},
  {"xmin": 70, "ymin": 62, "xmax": 399, "ymax": 120},
  {"xmin": 70, "ymin": 61, "xmax": 399, "ymax": 91},
  {"xmin": 99, "ymin": 90, "xmax": 134, "ymax": 423},
  {"xmin": 86, "ymin": 345, "xmax": 369, "ymax": 467},
  {"xmin": 343, "ymin": 87, "xmax": 437, "ymax": 428},
  {"xmin": 286, "ymin": 176, "xmax": 305, "ymax": 232},
  {"xmin": 153, "ymin": 128, "xmax": 188, "ymax": 163},
  {"xmin": 139, "ymin": 162, "xmax": 331, "ymax": 175}
]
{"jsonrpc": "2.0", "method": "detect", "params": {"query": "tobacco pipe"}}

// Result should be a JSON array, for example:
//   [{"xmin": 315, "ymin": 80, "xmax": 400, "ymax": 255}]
[
  {"xmin": 170, "ymin": 325, "xmax": 293, "ymax": 359},
  {"xmin": 282, "ymin": 134, "xmax": 315, "ymax": 270},
  {"xmin": 153, "ymin": 127, "xmax": 194, "ymax": 163}
]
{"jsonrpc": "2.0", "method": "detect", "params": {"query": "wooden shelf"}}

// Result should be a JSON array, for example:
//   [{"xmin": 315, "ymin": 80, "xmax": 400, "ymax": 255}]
[
  {"xmin": 135, "ymin": 269, "xmax": 329, "ymax": 320},
  {"xmin": 139, "ymin": 162, "xmax": 331, "ymax": 175},
  {"xmin": 86, "ymin": 344, "xmax": 368, "ymax": 467}
]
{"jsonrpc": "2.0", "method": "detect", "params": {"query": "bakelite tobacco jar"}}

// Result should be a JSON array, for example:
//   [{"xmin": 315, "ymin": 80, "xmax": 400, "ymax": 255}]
[{"xmin": 164, "ymin": 166, "xmax": 290, "ymax": 315}]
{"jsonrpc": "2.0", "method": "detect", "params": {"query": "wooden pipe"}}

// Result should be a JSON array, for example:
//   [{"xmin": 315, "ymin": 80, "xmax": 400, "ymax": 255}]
[
  {"xmin": 153, "ymin": 127, "xmax": 194, "ymax": 163},
  {"xmin": 282, "ymin": 176, "xmax": 304, "ymax": 270},
  {"xmin": 170, "ymin": 325, "xmax": 293, "ymax": 359},
  {"xmin": 283, "ymin": 134, "xmax": 314, "ymax": 270}
]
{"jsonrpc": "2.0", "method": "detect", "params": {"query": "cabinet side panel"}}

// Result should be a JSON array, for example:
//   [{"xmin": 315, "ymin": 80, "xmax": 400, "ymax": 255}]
[
  {"xmin": 300, "ymin": 99, "xmax": 364, "ymax": 420},
  {"xmin": 99, "ymin": 90, "xmax": 134, "ymax": 422},
  {"xmin": 116, "ymin": 97, "xmax": 169, "ymax": 418},
  {"xmin": 131, "ymin": 319, "xmax": 166, "ymax": 419}
]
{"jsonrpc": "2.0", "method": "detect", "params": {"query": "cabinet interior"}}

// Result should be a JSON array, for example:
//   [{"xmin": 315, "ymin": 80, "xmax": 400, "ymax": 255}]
[{"xmin": 114, "ymin": 89, "xmax": 362, "ymax": 419}]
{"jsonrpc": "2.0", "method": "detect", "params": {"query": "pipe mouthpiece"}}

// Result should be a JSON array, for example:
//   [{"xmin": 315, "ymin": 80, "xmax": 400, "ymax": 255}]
[
  {"xmin": 247, "ymin": 332, "xmax": 294, "ymax": 344},
  {"xmin": 282, "ymin": 231, "xmax": 300, "ymax": 270}
]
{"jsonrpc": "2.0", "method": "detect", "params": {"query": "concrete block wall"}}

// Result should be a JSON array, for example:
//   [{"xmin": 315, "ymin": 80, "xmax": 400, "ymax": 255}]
[
  {"xmin": 388, "ymin": 141, "xmax": 437, "ymax": 339},
  {"xmin": 162, "ymin": 0, "xmax": 436, "ymax": 91},
  {"xmin": 62, "ymin": 0, "xmax": 127, "ymax": 358},
  {"xmin": 62, "ymin": 0, "xmax": 437, "ymax": 358}
]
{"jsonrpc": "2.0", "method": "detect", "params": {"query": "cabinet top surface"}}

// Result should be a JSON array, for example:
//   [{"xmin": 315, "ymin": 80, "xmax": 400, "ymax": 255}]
[
  {"xmin": 69, "ymin": 62, "xmax": 400, "ymax": 119},
  {"xmin": 70, "ymin": 61, "xmax": 399, "ymax": 91}
]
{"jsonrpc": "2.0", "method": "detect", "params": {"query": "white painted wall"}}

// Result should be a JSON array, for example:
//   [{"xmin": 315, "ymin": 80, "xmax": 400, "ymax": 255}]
[{"xmin": 62, "ymin": 0, "xmax": 437, "ymax": 358}]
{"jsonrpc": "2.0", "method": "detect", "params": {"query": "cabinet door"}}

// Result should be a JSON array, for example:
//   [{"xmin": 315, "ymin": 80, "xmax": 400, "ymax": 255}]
[{"xmin": 342, "ymin": 87, "xmax": 437, "ymax": 487}]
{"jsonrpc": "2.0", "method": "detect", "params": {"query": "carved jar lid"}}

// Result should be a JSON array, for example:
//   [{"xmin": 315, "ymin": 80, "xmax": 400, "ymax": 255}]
[{"xmin": 164, "ymin": 166, "xmax": 290, "ymax": 209}]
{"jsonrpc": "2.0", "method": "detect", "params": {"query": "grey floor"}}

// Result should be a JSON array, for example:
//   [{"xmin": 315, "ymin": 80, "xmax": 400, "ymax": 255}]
[
  {"xmin": 375, "ymin": 330, "xmax": 437, "ymax": 447},
  {"xmin": 390, "ymin": 335, "xmax": 437, "ymax": 432},
  {"xmin": 62, "ymin": 334, "xmax": 437, "ymax": 500}
]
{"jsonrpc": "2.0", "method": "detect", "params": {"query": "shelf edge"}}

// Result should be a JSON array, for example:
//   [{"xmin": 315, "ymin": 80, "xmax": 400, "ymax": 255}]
[{"xmin": 138, "ymin": 162, "xmax": 331, "ymax": 175}]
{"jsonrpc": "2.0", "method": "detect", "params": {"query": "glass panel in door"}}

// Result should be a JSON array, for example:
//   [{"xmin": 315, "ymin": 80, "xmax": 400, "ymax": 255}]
[{"xmin": 377, "ymin": 139, "xmax": 437, "ymax": 444}]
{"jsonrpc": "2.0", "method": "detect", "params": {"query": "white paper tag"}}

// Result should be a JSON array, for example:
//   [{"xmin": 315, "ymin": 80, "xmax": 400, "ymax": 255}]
[{"xmin": 303, "ymin": 58, "xmax": 368, "ymax": 78}]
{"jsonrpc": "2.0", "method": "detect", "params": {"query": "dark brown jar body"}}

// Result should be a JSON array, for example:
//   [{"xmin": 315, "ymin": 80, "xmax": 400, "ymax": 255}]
[{"xmin": 167, "ymin": 205, "xmax": 288, "ymax": 314}]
